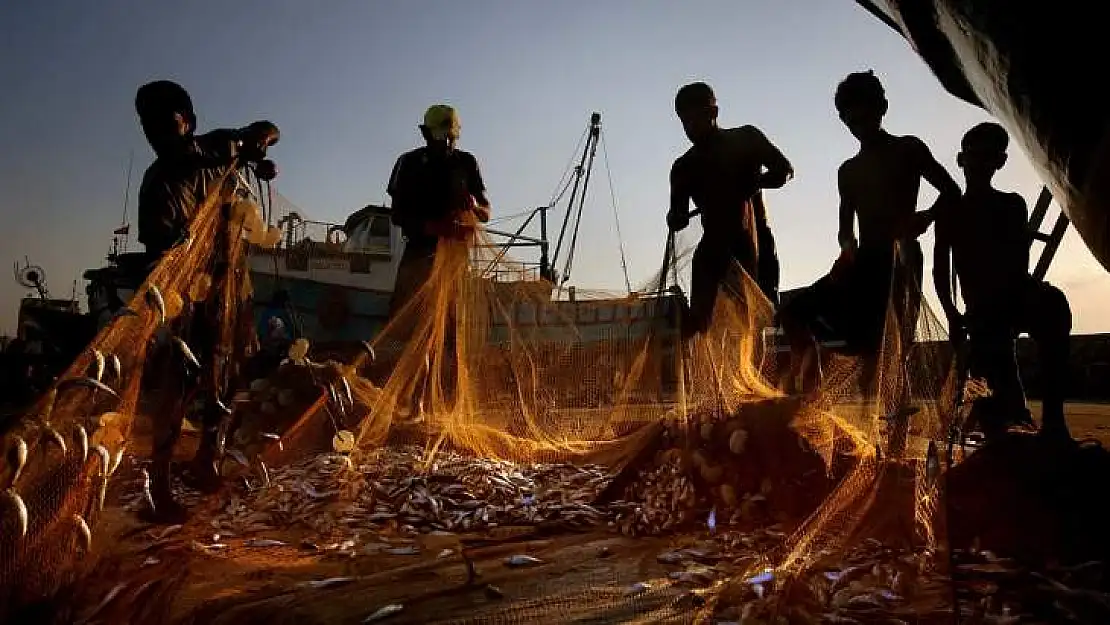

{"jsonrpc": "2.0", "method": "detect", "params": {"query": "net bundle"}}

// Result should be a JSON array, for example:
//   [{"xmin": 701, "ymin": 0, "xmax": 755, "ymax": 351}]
[{"xmin": 0, "ymin": 176, "xmax": 962, "ymax": 623}]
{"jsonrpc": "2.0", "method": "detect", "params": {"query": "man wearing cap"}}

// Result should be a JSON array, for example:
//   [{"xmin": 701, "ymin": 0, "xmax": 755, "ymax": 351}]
[
  {"xmin": 385, "ymin": 105, "xmax": 490, "ymax": 419},
  {"xmin": 386, "ymin": 104, "xmax": 491, "ymax": 318},
  {"xmin": 667, "ymin": 82, "xmax": 795, "ymax": 337}
]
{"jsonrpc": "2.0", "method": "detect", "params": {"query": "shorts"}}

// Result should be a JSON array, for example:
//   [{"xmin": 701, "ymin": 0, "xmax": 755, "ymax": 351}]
[
  {"xmin": 687, "ymin": 236, "xmax": 758, "ymax": 336},
  {"xmin": 779, "ymin": 241, "xmax": 923, "ymax": 355}
]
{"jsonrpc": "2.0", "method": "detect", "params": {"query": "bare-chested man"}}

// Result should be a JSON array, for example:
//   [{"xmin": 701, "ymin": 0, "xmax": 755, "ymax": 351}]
[
  {"xmin": 935, "ymin": 122, "xmax": 1073, "ymax": 442},
  {"xmin": 779, "ymin": 71, "xmax": 961, "ymax": 415},
  {"xmin": 668, "ymin": 82, "xmax": 794, "ymax": 337}
]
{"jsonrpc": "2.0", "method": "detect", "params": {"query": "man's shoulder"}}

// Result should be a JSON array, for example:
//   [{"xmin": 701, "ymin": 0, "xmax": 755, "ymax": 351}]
[
  {"xmin": 671, "ymin": 147, "xmax": 695, "ymax": 171},
  {"xmin": 396, "ymin": 146, "xmax": 427, "ymax": 163},
  {"xmin": 724, "ymin": 124, "xmax": 763, "ymax": 138},
  {"xmin": 450, "ymin": 148, "xmax": 480, "ymax": 167},
  {"xmin": 837, "ymin": 154, "xmax": 863, "ymax": 176}
]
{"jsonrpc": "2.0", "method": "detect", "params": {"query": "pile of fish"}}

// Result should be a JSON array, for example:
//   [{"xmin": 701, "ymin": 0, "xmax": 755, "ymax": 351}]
[
  {"xmin": 121, "ymin": 446, "xmax": 615, "ymax": 540},
  {"xmin": 657, "ymin": 533, "xmax": 954, "ymax": 624},
  {"xmin": 604, "ymin": 399, "xmax": 843, "ymax": 537},
  {"xmin": 951, "ymin": 547, "xmax": 1110, "ymax": 624}
]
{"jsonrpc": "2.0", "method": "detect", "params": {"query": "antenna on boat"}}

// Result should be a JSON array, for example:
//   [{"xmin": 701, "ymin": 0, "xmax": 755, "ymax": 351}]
[{"xmin": 109, "ymin": 150, "xmax": 135, "ymax": 260}]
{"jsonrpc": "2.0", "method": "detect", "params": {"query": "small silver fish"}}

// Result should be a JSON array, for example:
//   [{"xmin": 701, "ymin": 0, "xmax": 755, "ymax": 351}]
[
  {"xmin": 227, "ymin": 449, "xmax": 249, "ymax": 468},
  {"xmin": 90, "ymin": 349, "xmax": 106, "ymax": 382},
  {"xmin": 8, "ymin": 436, "xmax": 28, "ymax": 486},
  {"xmin": 625, "ymin": 582, "xmax": 652, "ymax": 595},
  {"xmin": 246, "ymin": 539, "xmax": 287, "ymax": 548},
  {"xmin": 84, "ymin": 582, "xmax": 129, "ymax": 624},
  {"xmin": 257, "ymin": 460, "xmax": 271, "ymax": 487},
  {"xmin": 109, "ymin": 353, "xmax": 122, "ymax": 380},
  {"xmin": 340, "ymin": 376, "xmax": 354, "ymax": 407},
  {"xmin": 298, "ymin": 577, "xmax": 355, "ymax": 589},
  {"xmin": 57, "ymin": 376, "xmax": 119, "ymax": 398},
  {"xmin": 362, "ymin": 604, "xmax": 403, "ymax": 623},
  {"xmin": 261, "ymin": 433, "xmax": 283, "ymax": 452},
  {"xmin": 172, "ymin": 337, "xmax": 201, "ymax": 369},
  {"xmin": 93, "ymin": 445, "xmax": 111, "ymax": 478},
  {"xmin": 504, "ymin": 554, "xmax": 543, "ymax": 567},
  {"xmin": 384, "ymin": 546, "xmax": 419, "ymax": 556},
  {"xmin": 41, "ymin": 426, "xmax": 67, "ymax": 455},
  {"xmin": 140, "ymin": 468, "xmax": 155, "ymax": 512},
  {"xmin": 145, "ymin": 286, "xmax": 167, "ymax": 325},
  {"xmin": 74, "ymin": 425, "xmax": 89, "ymax": 463},
  {"xmin": 360, "ymin": 341, "xmax": 376, "ymax": 364},
  {"xmin": 109, "ymin": 447, "xmax": 125, "ymax": 475},
  {"xmin": 215, "ymin": 398, "xmax": 233, "ymax": 415},
  {"xmin": 4, "ymin": 489, "xmax": 28, "ymax": 537},
  {"xmin": 98, "ymin": 473, "xmax": 109, "ymax": 511},
  {"xmin": 74, "ymin": 514, "xmax": 92, "ymax": 552}
]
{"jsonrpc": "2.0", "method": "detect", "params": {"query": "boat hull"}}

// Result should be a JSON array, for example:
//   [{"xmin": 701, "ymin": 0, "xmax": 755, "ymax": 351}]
[{"xmin": 857, "ymin": 1, "xmax": 1110, "ymax": 271}]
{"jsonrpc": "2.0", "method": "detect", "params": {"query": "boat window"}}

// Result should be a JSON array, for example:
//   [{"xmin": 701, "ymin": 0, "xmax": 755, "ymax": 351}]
[{"xmin": 368, "ymin": 216, "xmax": 391, "ymax": 238}]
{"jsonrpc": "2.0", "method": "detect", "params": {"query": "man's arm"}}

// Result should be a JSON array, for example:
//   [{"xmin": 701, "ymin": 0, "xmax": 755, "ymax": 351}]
[
  {"xmin": 386, "ymin": 154, "xmax": 416, "ymax": 233},
  {"xmin": 465, "ymin": 152, "xmax": 491, "ymax": 223},
  {"xmin": 911, "ymin": 136, "xmax": 961, "ymax": 215},
  {"xmin": 668, "ymin": 160, "xmax": 692, "ymax": 232},
  {"xmin": 932, "ymin": 216, "xmax": 961, "ymax": 325},
  {"xmin": 1010, "ymin": 192, "xmax": 1032, "ymax": 274},
  {"xmin": 748, "ymin": 126, "xmax": 794, "ymax": 190},
  {"xmin": 836, "ymin": 165, "xmax": 858, "ymax": 251}
]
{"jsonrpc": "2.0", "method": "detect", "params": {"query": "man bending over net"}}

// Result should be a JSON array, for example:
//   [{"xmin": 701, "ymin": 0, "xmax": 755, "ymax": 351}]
[
  {"xmin": 134, "ymin": 80, "xmax": 279, "ymax": 522},
  {"xmin": 667, "ymin": 82, "xmax": 795, "ymax": 337},
  {"xmin": 778, "ymin": 71, "xmax": 961, "ymax": 440},
  {"xmin": 934, "ymin": 122, "xmax": 1073, "ymax": 443},
  {"xmin": 385, "ymin": 104, "xmax": 491, "ymax": 419}
]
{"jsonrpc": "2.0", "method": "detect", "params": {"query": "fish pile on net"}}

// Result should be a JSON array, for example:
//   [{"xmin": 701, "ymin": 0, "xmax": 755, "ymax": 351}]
[{"xmin": 119, "ymin": 446, "xmax": 616, "ymax": 542}]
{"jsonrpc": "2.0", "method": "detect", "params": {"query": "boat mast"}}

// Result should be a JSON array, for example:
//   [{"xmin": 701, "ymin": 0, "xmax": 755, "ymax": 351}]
[
  {"xmin": 109, "ymin": 150, "xmax": 135, "ymax": 260},
  {"xmin": 548, "ymin": 112, "xmax": 602, "ymax": 285}
]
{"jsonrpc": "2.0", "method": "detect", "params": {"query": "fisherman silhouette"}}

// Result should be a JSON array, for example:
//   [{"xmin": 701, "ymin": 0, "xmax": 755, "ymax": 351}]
[{"xmin": 934, "ymin": 122, "xmax": 1074, "ymax": 443}]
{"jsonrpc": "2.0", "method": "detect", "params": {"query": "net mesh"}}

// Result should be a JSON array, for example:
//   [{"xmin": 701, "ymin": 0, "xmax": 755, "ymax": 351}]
[{"xmin": 0, "ymin": 176, "xmax": 963, "ymax": 623}]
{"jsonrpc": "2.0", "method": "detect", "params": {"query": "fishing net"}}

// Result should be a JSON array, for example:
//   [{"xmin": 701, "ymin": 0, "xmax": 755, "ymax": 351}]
[{"xmin": 0, "ymin": 174, "xmax": 969, "ymax": 623}]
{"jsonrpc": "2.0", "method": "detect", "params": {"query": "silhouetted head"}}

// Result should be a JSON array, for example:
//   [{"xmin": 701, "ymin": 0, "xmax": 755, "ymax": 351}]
[
  {"xmin": 419, "ymin": 104, "xmax": 461, "ymax": 154},
  {"xmin": 958, "ymin": 122, "xmax": 1008, "ymax": 185},
  {"xmin": 835, "ymin": 71, "xmax": 887, "ymax": 142},
  {"xmin": 135, "ymin": 80, "xmax": 195, "ymax": 156},
  {"xmin": 675, "ymin": 82, "xmax": 719, "ymax": 145}
]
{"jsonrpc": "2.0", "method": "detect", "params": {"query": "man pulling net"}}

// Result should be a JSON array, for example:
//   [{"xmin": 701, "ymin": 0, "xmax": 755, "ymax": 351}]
[
  {"xmin": 934, "ymin": 122, "xmax": 1073, "ymax": 443},
  {"xmin": 778, "ymin": 71, "xmax": 961, "ymax": 454},
  {"xmin": 384, "ymin": 104, "xmax": 491, "ymax": 421},
  {"xmin": 667, "ymin": 82, "xmax": 795, "ymax": 338},
  {"xmin": 133, "ymin": 80, "xmax": 280, "ymax": 522}
]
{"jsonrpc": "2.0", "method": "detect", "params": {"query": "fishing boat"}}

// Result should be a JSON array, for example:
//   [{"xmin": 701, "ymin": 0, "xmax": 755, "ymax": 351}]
[{"xmin": 246, "ymin": 112, "xmax": 683, "ymax": 349}]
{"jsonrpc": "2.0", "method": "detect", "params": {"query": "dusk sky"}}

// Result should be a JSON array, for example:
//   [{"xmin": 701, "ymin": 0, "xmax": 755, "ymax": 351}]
[{"xmin": 1, "ymin": 1, "xmax": 1107, "ymax": 335}]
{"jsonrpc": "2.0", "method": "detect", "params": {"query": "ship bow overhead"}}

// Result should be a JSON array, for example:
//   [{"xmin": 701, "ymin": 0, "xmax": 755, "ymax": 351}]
[{"xmin": 857, "ymin": 0, "xmax": 1110, "ymax": 272}]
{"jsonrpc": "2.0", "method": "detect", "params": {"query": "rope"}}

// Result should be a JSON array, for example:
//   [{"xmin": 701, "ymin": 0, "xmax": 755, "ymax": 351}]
[
  {"xmin": 548, "ymin": 126, "xmax": 590, "ymax": 208},
  {"xmin": 252, "ymin": 172, "xmax": 306, "ymax": 339},
  {"xmin": 600, "ymin": 133, "xmax": 632, "ymax": 293}
]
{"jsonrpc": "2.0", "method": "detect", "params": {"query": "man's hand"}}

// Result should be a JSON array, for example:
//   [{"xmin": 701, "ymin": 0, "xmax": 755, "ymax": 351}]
[
  {"xmin": 241, "ymin": 121, "xmax": 280, "ymax": 162},
  {"xmin": 667, "ymin": 210, "xmax": 690, "ymax": 232},
  {"xmin": 254, "ymin": 160, "xmax": 278, "ymax": 182},
  {"xmin": 901, "ymin": 210, "xmax": 935, "ymax": 240}
]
